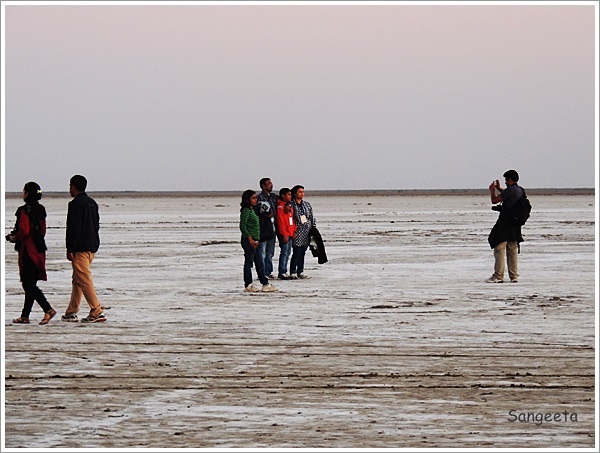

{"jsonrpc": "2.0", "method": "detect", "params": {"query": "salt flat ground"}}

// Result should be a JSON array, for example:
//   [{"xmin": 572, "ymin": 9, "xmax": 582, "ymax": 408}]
[{"xmin": 3, "ymin": 194, "xmax": 596, "ymax": 449}]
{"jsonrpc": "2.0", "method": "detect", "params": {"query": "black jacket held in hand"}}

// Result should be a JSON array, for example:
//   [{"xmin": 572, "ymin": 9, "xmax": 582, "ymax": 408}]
[
  {"xmin": 66, "ymin": 192, "xmax": 100, "ymax": 253},
  {"xmin": 309, "ymin": 227, "xmax": 328, "ymax": 264}
]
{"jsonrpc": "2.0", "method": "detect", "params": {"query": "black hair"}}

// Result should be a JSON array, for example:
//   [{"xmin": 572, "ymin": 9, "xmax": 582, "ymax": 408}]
[
  {"xmin": 70, "ymin": 174, "xmax": 88, "ymax": 192},
  {"xmin": 503, "ymin": 170, "xmax": 519, "ymax": 182},
  {"xmin": 291, "ymin": 185, "xmax": 304, "ymax": 197},
  {"xmin": 279, "ymin": 187, "xmax": 291, "ymax": 198},
  {"xmin": 240, "ymin": 189, "xmax": 256, "ymax": 211},
  {"xmin": 23, "ymin": 181, "xmax": 42, "ymax": 203},
  {"xmin": 259, "ymin": 178, "xmax": 271, "ymax": 189}
]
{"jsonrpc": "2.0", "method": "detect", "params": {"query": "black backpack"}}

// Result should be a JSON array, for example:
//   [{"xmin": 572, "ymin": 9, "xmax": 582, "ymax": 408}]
[{"xmin": 506, "ymin": 189, "xmax": 532, "ymax": 227}]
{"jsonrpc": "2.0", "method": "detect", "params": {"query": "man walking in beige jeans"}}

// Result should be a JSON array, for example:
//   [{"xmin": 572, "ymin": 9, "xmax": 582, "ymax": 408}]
[{"xmin": 61, "ymin": 175, "xmax": 107, "ymax": 323}]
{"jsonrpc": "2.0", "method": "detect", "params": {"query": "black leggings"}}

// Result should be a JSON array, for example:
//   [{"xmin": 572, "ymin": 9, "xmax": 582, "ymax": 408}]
[{"xmin": 20, "ymin": 252, "xmax": 52, "ymax": 318}]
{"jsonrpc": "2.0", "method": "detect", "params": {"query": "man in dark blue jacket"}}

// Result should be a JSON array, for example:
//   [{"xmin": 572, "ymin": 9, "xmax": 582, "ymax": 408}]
[{"xmin": 62, "ymin": 175, "xmax": 107, "ymax": 323}]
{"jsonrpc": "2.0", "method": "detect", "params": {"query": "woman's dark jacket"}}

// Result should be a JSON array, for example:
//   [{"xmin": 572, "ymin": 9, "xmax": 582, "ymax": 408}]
[{"xmin": 309, "ymin": 227, "xmax": 328, "ymax": 264}]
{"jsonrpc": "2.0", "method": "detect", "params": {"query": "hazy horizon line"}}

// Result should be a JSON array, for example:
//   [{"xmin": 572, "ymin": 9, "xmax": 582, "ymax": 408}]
[{"xmin": 3, "ymin": 188, "xmax": 595, "ymax": 198}]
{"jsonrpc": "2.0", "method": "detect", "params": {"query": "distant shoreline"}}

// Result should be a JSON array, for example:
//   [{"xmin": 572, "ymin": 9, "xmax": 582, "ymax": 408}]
[{"xmin": 3, "ymin": 188, "xmax": 595, "ymax": 198}]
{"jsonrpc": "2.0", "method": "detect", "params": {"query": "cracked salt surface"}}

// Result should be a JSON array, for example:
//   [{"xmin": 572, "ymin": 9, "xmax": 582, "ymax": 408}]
[{"xmin": 3, "ymin": 193, "xmax": 595, "ymax": 448}]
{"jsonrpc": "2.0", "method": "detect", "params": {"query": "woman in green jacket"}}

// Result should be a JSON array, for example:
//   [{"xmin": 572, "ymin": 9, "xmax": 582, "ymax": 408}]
[{"xmin": 239, "ymin": 190, "xmax": 278, "ymax": 293}]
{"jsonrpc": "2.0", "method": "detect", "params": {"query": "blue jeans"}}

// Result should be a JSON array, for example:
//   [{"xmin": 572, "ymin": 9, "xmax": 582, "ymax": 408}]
[
  {"xmin": 290, "ymin": 245, "xmax": 308, "ymax": 275},
  {"xmin": 258, "ymin": 237, "xmax": 276, "ymax": 276},
  {"xmin": 241, "ymin": 238, "xmax": 268, "ymax": 287},
  {"xmin": 278, "ymin": 237, "xmax": 293, "ymax": 276}
]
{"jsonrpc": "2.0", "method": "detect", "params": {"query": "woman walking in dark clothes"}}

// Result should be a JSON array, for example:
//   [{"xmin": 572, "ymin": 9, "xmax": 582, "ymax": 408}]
[{"xmin": 7, "ymin": 182, "xmax": 56, "ymax": 325}]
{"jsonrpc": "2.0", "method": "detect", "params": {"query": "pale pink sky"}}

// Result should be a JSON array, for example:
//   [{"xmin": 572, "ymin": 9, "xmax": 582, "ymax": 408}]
[{"xmin": 3, "ymin": 2, "xmax": 597, "ymax": 191}]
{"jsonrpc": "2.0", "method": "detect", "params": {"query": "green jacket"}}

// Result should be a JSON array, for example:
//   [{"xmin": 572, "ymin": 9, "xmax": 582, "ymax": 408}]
[{"xmin": 240, "ymin": 207, "xmax": 260, "ymax": 240}]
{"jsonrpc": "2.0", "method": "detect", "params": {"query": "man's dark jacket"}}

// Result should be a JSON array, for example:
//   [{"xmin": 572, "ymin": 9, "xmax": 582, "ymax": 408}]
[
  {"xmin": 66, "ymin": 192, "xmax": 100, "ymax": 253},
  {"xmin": 488, "ymin": 206, "xmax": 524, "ymax": 249},
  {"xmin": 254, "ymin": 205, "xmax": 275, "ymax": 242}
]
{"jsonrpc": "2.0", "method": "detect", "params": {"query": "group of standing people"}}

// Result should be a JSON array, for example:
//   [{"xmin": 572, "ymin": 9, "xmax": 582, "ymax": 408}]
[
  {"xmin": 239, "ymin": 178, "xmax": 318, "ymax": 293},
  {"xmin": 8, "ymin": 171, "xmax": 526, "ymax": 320},
  {"xmin": 8, "ymin": 175, "xmax": 107, "ymax": 324}
]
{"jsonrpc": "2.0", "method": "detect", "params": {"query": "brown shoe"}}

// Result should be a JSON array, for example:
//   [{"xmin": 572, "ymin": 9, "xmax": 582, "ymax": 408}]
[
  {"xmin": 12, "ymin": 317, "xmax": 30, "ymax": 324},
  {"xmin": 39, "ymin": 309, "xmax": 57, "ymax": 325}
]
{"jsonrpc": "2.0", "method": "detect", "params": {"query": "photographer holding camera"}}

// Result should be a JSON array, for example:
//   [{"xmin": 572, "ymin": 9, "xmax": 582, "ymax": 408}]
[
  {"xmin": 486, "ymin": 170, "xmax": 525, "ymax": 283},
  {"xmin": 7, "ymin": 182, "xmax": 56, "ymax": 325}
]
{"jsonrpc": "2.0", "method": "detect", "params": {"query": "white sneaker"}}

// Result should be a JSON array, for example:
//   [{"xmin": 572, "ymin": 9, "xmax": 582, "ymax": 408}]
[
  {"xmin": 289, "ymin": 274, "xmax": 299, "ymax": 280},
  {"xmin": 262, "ymin": 283, "xmax": 279, "ymax": 292},
  {"xmin": 298, "ymin": 273, "xmax": 311, "ymax": 279},
  {"xmin": 245, "ymin": 284, "xmax": 260, "ymax": 292},
  {"xmin": 485, "ymin": 277, "xmax": 504, "ymax": 283}
]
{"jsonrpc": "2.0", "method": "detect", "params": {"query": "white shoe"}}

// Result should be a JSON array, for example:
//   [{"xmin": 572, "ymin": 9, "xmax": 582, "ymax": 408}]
[
  {"xmin": 298, "ymin": 273, "xmax": 311, "ymax": 279},
  {"xmin": 485, "ymin": 277, "xmax": 504, "ymax": 283},
  {"xmin": 511, "ymin": 278, "xmax": 519, "ymax": 283},
  {"xmin": 289, "ymin": 274, "xmax": 299, "ymax": 280},
  {"xmin": 245, "ymin": 284, "xmax": 260, "ymax": 292},
  {"xmin": 262, "ymin": 284, "xmax": 279, "ymax": 292}
]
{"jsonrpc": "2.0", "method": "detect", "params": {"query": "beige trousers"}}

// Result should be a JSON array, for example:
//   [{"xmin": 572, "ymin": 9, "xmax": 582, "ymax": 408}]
[
  {"xmin": 65, "ymin": 252, "xmax": 102, "ymax": 317},
  {"xmin": 493, "ymin": 241, "xmax": 519, "ymax": 281}
]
